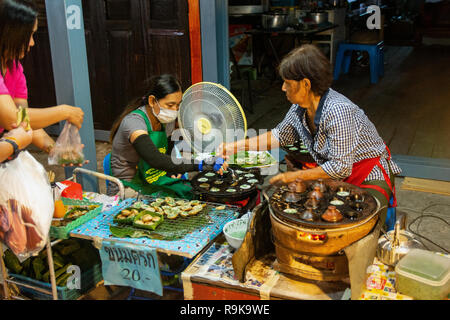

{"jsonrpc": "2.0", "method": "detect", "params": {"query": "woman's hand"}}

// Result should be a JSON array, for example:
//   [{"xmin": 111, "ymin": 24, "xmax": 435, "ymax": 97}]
[
  {"xmin": 61, "ymin": 159, "xmax": 90, "ymax": 167},
  {"xmin": 4, "ymin": 123, "xmax": 33, "ymax": 149},
  {"xmin": 217, "ymin": 160, "xmax": 229, "ymax": 175},
  {"xmin": 201, "ymin": 157, "xmax": 229, "ymax": 175},
  {"xmin": 62, "ymin": 105, "xmax": 84, "ymax": 129},
  {"xmin": 170, "ymin": 174, "xmax": 183, "ymax": 179},
  {"xmin": 211, "ymin": 157, "xmax": 229, "ymax": 175},
  {"xmin": 269, "ymin": 171, "xmax": 302, "ymax": 187}
]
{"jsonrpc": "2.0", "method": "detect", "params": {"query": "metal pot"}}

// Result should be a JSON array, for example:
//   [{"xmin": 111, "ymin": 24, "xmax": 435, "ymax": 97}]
[
  {"xmin": 261, "ymin": 13, "xmax": 288, "ymax": 30},
  {"xmin": 376, "ymin": 221, "xmax": 425, "ymax": 266},
  {"xmin": 309, "ymin": 12, "xmax": 328, "ymax": 25}
]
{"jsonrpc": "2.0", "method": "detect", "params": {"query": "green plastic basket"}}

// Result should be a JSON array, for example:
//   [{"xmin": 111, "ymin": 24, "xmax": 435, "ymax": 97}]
[
  {"xmin": 112, "ymin": 207, "xmax": 141, "ymax": 226},
  {"xmin": 132, "ymin": 210, "xmax": 164, "ymax": 231},
  {"xmin": 9, "ymin": 264, "xmax": 103, "ymax": 300},
  {"xmin": 50, "ymin": 198, "xmax": 103, "ymax": 239}
]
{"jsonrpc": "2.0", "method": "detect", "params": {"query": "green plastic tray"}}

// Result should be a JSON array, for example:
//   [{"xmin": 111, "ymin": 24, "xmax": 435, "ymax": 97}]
[{"xmin": 50, "ymin": 198, "xmax": 103, "ymax": 239}]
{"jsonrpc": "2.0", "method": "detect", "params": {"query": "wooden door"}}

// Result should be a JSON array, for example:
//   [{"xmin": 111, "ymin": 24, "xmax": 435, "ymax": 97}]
[{"xmin": 23, "ymin": 0, "xmax": 192, "ymax": 132}]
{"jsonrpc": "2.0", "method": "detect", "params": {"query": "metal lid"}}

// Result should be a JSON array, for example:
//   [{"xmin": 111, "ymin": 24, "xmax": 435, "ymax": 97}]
[{"xmin": 269, "ymin": 180, "xmax": 379, "ymax": 229}]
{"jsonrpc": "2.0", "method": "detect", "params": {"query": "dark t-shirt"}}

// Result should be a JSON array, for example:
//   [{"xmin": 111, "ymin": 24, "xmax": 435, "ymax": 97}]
[{"xmin": 110, "ymin": 106, "xmax": 150, "ymax": 182}]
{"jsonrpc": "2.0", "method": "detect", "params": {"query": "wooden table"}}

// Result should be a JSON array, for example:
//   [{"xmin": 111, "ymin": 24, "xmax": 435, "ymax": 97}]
[{"xmin": 181, "ymin": 236, "xmax": 350, "ymax": 300}]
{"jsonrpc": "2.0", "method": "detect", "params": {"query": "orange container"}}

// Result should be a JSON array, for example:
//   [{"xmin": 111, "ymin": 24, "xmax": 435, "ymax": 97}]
[{"xmin": 53, "ymin": 199, "xmax": 66, "ymax": 218}]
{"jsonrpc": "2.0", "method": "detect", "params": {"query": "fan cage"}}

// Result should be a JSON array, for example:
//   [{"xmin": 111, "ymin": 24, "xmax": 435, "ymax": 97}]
[{"xmin": 178, "ymin": 82, "xmax": 247, "ymax": 154}]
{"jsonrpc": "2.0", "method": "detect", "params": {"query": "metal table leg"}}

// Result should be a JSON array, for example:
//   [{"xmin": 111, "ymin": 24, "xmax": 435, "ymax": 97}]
[
  {"xmin": 266, "ymin": 36, "xmax": 280, "ymax": 66},
  {"xmin": 46, "ymin": 237, "xmax": 58, "ymax": 300}
]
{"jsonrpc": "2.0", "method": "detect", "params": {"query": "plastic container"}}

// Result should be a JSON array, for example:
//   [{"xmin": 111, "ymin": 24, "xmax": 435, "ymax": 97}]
[{"xmin": 395, "ymin": 249, "xmax": 450, "ymax": 300}]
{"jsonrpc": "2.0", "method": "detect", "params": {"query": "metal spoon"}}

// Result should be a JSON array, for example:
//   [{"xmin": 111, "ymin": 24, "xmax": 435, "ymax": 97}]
[{"xmin": 228, "ymin": 167, "xmax": 237, "ymax": 180}]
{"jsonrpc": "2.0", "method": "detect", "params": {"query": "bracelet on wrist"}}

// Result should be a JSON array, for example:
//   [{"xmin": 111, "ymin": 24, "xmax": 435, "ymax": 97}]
[
  {"xmin": 4, "ymin": 136, "xmax": 19, "ymax": 145},
  {"xmin": 1, "ymin": 138, "xmax": 20, "ymax": 160}
]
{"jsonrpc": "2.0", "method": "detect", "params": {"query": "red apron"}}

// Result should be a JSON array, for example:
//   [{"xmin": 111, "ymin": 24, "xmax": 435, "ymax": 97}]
[{"xmin": 344, "ymin": 146, "xmax": 397, "ymax": 207}]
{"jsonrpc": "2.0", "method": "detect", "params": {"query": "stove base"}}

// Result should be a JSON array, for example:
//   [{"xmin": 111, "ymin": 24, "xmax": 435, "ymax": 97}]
[{"xmin": 273, "ymin": 244, "xmax": 349, "ymax": 281}]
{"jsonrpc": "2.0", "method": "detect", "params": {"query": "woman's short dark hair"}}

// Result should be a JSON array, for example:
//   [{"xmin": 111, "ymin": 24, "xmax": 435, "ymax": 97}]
[
  {"xmin": 109, "ymin": 74, "xmax": 182, "ymax": 142},
  {"xmin": 0, "ymin": 0, "xmax": 38, "ymax": 71},
  {"xmin": 278, "ymin": 44, "xmax": 332, "ymax": 96}
]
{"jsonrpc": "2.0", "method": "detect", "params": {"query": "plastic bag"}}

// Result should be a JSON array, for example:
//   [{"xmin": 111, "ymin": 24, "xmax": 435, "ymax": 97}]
[
  {"xmin": 0, "ymin": 151, "xmax": 54, "ymax": 262},
  {"xmin": 48, "ymin": 122, "xmax": 84, "ymax": 165}
]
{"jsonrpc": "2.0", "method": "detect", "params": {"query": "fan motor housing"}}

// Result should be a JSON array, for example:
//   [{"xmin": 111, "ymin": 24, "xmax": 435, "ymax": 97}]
[{"xmin": 178, "ymin": 82, "xmax": 247, "ymax": 154}]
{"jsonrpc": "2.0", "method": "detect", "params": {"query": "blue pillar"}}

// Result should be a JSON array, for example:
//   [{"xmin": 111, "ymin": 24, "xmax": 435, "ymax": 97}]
[
  {"xmin": 45, "ymin": 0, "xmax": 98, "ymax": 192},
  {"xmin": 200, "ymin": 0, "xmax": 230, "ymax": 89}
]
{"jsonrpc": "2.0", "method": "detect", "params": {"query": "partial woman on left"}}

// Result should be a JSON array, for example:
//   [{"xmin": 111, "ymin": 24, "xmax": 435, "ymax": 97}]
[{"xmin": 0, "ymin": 0, "xmax": 85, "ymax": 162}]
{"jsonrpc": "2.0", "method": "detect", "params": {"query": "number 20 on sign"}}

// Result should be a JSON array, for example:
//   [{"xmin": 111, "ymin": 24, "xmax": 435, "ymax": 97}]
[{"xmin": 99, "ymin": 241, "xmax": 163, "ymax": 296}]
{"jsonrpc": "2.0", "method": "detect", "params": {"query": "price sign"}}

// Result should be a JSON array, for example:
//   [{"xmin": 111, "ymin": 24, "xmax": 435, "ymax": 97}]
[{"xmin": 99, "ymin": 241, "xmax": 163, "ymax": 296}]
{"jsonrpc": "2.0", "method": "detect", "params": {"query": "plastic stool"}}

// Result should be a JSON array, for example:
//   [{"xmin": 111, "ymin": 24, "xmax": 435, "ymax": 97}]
[{"xmin": 334, "ymin": 42, "xmax": 384, "ymax": 84}]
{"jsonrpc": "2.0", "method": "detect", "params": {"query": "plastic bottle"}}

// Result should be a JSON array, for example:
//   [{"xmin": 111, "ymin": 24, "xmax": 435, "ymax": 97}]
[{"xmin": 53, "ymin": 199, "xmax": 66, "ymax": 218}]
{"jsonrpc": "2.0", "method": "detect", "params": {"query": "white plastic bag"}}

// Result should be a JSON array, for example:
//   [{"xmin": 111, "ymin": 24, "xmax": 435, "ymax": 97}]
[
  {"xmin": 0, "ymin": 151, "xmax": 54, "ymax": 261},
  {"xmin": 48, "ymin": 122, "xmax": 84, "ymax": 166}
]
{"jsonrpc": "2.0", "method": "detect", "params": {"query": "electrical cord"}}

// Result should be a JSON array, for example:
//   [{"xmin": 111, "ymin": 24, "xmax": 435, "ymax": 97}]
[{"xmin": 405, "ymin": 203, "xmax": 450, "ymax": 254}]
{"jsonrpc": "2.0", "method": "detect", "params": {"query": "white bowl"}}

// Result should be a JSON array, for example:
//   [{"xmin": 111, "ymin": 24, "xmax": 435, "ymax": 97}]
[
  {"xmin": 223, "ymin": 218, "xmax": 248, "ymax": 249},
  {"xmin": 240, "ymin": 212, "xmax": 252, "ymax": 220}
]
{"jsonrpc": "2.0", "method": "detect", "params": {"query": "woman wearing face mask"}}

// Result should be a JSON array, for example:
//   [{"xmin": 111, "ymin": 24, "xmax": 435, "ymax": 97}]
[{"xmin": 109, "ymin": 74, "xmax": 227, "ymax": 199}]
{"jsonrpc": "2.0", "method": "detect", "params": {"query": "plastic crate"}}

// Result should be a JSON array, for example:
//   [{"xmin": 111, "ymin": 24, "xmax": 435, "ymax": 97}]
[
  {"xmin": 9, "ymin": 264, "xmax": 103, "ymax": 300},
  {"xmin": 50, "ymin": 198, "xmax": 103, "ymax": 239}
]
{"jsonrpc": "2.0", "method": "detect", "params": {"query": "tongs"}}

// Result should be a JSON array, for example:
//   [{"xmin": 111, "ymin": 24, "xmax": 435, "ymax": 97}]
[{"xmin": 228, "ymin": 167, "xmax": 237, "ymax": 180}]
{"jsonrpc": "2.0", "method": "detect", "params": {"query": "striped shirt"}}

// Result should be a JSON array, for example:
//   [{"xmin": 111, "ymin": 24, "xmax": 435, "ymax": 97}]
[{"xmin": 272, "ymin": 88, "xmax": 402, "ymax": 182}]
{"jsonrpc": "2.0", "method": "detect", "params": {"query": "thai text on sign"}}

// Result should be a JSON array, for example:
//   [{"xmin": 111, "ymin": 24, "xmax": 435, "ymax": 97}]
[{"xmin": 99, "ymin": 241, "xmax": 163, "ymax": 295}]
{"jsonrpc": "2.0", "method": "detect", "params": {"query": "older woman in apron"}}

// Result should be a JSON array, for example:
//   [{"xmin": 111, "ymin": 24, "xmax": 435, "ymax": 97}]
[
  {"xmin": 109, "ymin": 74, "xmax": 226, "ymax": 199},
  {"xmin": 217, "ymin": 44, "xmax": 401, "ymax": 226}
]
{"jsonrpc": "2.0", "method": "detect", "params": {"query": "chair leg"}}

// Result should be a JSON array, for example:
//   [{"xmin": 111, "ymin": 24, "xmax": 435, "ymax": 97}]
[
  {"xmin": 343, "ymin": 51, "xmax": 352, "ymax": 74},
  {"xmin": 333, "ymin": 47, "xmax": 345, "ymax": 80},
  {"xmin": 378, "ymin": 46, "xmax": 384, "ymax": 77}
]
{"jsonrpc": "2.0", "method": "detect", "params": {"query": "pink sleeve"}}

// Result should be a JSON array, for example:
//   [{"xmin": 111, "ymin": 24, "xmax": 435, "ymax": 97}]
[
  {"xmin": 12, "ymin": 63, "xmax": 28, "ymax": 99},
  {"xmin": 0, "ymin": 75, "xmax": 8, "ymax": 134},
  {"xmin": 0, "ymin": 73, "xmax": 9, "ymax": 96}
]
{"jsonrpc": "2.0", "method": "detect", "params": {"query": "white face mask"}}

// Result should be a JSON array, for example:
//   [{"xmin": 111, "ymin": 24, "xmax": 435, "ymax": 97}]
[{"xmin": 152, "ymin": 100, "xmax": 178, "ymax": 123}]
